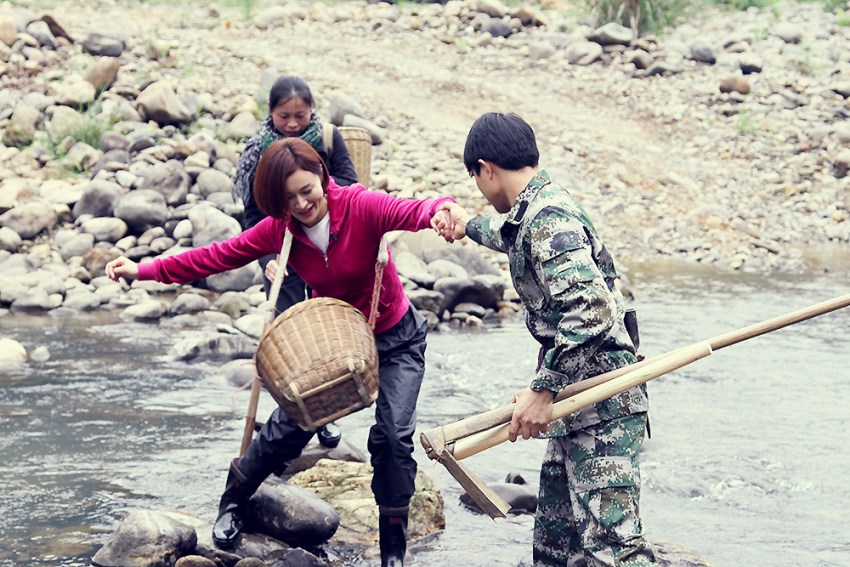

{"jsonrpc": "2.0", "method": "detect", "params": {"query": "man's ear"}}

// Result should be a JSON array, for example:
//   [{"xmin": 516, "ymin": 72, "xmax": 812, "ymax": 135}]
[{"xmin": 478, "ymin": 159, "xmax": 496, "ymax": 179}]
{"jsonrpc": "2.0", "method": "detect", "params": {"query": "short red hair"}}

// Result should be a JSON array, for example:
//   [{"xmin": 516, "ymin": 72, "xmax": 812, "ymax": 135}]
[{"xmin": 253, "ymin": 138, "xmax": 330, "ymax": 219}]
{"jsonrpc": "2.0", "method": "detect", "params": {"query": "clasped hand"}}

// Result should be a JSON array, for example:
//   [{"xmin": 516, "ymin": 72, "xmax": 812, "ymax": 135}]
[{"xmin": 430, "ymin": 202, "xmax": 471, "ymax": 243}]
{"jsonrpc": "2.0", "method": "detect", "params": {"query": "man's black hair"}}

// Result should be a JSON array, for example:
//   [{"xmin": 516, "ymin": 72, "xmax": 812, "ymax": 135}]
[{"xmin": 463, "ymin": 112, "xmax": 539, "ymax": 176}]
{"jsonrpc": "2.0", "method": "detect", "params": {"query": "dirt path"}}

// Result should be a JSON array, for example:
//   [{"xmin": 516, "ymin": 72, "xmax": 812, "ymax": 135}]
[{"xmin": 50, "ymin": 1, "xmax": 850, "ymax": 272}]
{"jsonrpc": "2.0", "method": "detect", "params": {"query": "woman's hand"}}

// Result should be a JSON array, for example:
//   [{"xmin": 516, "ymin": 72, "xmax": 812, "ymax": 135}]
[
  {"xmin": 508, "ymin": 387, "xmax": 553, "ymax": 442},
  {"xmin": 432, "ymin": 202, "xmax": 470, "ymax": 243},
  {"xmin": 105, "ymin": 257, "xmax": 139, "ymax": 282},
  {"xmin": 264, "ymin": 259, "xmax": 289, "ymax": 282}
]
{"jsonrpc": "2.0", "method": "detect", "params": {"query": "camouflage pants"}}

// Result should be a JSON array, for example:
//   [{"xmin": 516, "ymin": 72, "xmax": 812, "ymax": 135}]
[{"xmin": 533, "ymin": 413, "xmax": 656, "ymax": 567}]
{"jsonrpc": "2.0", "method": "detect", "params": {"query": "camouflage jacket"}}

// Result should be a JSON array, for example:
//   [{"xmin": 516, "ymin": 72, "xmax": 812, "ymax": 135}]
[{"xmin": 465, "ymin": 170, "xmax": 649, "ymax": 435}]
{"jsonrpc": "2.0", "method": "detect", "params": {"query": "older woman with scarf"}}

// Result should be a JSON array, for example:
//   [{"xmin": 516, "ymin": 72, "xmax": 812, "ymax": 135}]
[{"xmin": 233, "ymin": 75, "xmax": 356, "ymax": 449}]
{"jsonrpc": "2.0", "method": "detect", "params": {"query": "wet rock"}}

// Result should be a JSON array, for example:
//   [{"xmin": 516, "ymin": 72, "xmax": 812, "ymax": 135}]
[
  {"xmin": 247, "ymin": 478, "xmax": 340, "ymax": 547},
  {"xmin": 171, "ymin": 332, "xmax": 257, "ymax": 361},
  {"xmin": 286, "ymin": 439, "xmax": 368, "ymax": 475},
  {"xmin": 169, "ymin": 292, "xmax": 211, "ymax": 316},
  {"xmin": 175, "ymin": 556, "xmax": 217, "ymax": 567},
  {"xmin": 433, "ymin": 274, "xmax": 505, "ymax": 310},
  {"xmin": 0, "ymin": 337, "xmax": 27, "ymax": 363},
  {"xmin": 460, "ymin": 480, "xmax": 537, "ymax": 514},
  {"xmin": 288, "ymin": 459, "xmax": 444, "ymax": 544},
  {"xmin": 120, "ymin": 299, "xmax": 167, "ymax": 321},
  {"xmin": 91, "ymin": 509, "xmax": 197, "ymax": 567}
]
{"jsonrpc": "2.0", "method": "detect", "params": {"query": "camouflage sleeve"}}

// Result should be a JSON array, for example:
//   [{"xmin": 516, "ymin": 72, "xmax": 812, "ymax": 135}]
[
  {"xmin": 527, "ymin": 207, "xmax": 617, "ymax": 394},
  {"xmin": 465, "ymin": 215, "xmax": 508, "ymax": 253}
]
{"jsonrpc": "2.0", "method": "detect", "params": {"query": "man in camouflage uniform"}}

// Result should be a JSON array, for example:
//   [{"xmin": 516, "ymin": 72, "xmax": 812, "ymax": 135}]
[{"xmin": 437, "ymin": 112, "xmax": 656, "ymax": 566}]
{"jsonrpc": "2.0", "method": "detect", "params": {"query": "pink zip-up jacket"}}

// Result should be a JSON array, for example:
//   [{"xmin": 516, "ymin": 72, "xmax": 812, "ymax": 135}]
[{"xmin": 138, "ymin": 182, "xmax": 456, "ymax": 335}]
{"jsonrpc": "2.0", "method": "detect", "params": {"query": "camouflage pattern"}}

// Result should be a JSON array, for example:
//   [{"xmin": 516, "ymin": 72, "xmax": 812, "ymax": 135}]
[
  {"xmin": 534, "ymin": 414, "xmax": 656, "ymax": 566},
  {"xmin": 465, "ymin": 170, "xmax": 649, "ymax": 437}
]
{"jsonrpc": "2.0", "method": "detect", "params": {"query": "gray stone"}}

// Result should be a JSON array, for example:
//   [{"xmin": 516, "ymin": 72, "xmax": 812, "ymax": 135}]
[
  {"xmin": 0, "ymin": 227, "xmax": 22, "ymax": 252},
  {"xmin": 189, "ymin": 204, "xmax": 241, "ymax": 247},
  {"xmin": 113, "ymin": 189, "xmax": 168, "ymax": 233},
  {"xmin": 91, "ymin": 510, "xmax": 196, "ymax": 567},
  {"xmin": 566, "ymin": 40, "xmax": 602, "ymax": 66},
  {"xmin": 588, "ymin": 22, "xmax": 633, "ymax": 46},
  {"xmin": 195, "ymin": 168, "xmax": 232, "ymax": 198},
  {"xmin": 72, "ymin": 180, "xmax": 124, "ymax": 219},
  {"xmin": 83, "ymin": 57, "xmax": 121, "ymax": 91},
  {"xmin": 25, "ymin": 20, "xmax": 56, "ymax": 49},
  {"xmin": 138, "ymin": 162, "xmax": 190, "ymax": 206},
  {"xmin": 690, "ymin": 40, "xmax": 715, "ymax": 64},
  {"xmin": 0, "ymin": 201, "xmax": 58, "ymax": 239},
  {"xmin": 81, "ymin": 217, "xmax": 128, "ymax": 242},
  {"xmin": 53, "ymin": 75, "xmax": 97, "ymax": 107},
  {"xmin": 328, "ymin": 91, "xmax": 365, "ymax": 126},
  {"xmin": 246, "ymin": 480, "xmax": 339, "ymax": 547},
  {"xmin": 136, "ymin": 81, "xmax": 193, "ymax": 125},
  {"xmin": 82, "ymin": 31, "xmax": 125, "ymax": 57},
  {"xmin": 0, "ymin": 16, "xmax": 16, "ymax": 47}
]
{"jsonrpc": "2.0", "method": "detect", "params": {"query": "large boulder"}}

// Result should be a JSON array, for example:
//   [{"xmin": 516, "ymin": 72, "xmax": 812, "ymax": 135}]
[{"xmin": 289, "ymin": 459, "xmax": 444, "ymax": 545}]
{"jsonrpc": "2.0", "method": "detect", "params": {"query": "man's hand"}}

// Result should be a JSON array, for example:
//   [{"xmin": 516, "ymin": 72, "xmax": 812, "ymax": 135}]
[
  {"xmin": 508, "ymin": 387, "xmax": 554, "ymax": 442},
  {"xmin": 105, "ymin": 256, "xmax": 139, "ymax": 282}
]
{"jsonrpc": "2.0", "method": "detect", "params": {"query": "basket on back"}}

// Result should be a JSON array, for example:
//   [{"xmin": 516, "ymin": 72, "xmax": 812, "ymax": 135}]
[
  {"xmin": 255, "ymin": 296, "xmax": 379, "ymax": 431},
  {"xmin": 338, "ymin": 126, "xmax": 372, "ymax": 186}
]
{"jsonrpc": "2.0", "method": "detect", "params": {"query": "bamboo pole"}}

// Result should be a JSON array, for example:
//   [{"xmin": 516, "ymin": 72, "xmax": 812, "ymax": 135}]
[{"xmin": 240, "ymin": 230, "xmax": 293, "ymax": 457}]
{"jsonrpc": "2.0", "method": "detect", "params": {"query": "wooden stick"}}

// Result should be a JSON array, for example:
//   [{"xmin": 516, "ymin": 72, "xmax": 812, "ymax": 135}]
[
  {"xmin": 450, "ymin": 342, "xmax": 712, "ymax": 460},
  {"xmin": 421, "ymin": 292, "xmax": 850, "ymax": 460},
  {"xmin": 240, "ymin": 230, "xmax": 293, "ymax": 457}
]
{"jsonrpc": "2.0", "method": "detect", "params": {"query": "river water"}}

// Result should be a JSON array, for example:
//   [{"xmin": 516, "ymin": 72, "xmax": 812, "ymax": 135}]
[{"xmin": 1, "ymin": 260, "xmax": 848, "ymax": 567}]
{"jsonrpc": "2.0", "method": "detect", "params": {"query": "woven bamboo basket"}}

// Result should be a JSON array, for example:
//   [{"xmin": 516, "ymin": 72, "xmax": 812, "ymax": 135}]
[
  {"xmin": 255, "ymin": 296, "xmax": 379, "ymax": 431},
  {"xmin": 338, "ymin": 126, "xmax": 372, "ymax": 186}
]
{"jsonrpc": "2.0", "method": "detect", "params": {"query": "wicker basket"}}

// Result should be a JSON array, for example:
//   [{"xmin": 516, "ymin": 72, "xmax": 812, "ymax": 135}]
[
  {"xmin": 338, "ymin": 126, "xmax": 372, "ymax": 186},
  {"xmin": 255, "ymin": 297, "xmax": 379, "ymax": 431}
]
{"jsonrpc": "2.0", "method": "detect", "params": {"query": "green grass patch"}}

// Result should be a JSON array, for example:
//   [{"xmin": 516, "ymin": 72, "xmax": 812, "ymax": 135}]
[{"xmin": 585, "ymin": 0, "xmax": 691, "ymax": 36}]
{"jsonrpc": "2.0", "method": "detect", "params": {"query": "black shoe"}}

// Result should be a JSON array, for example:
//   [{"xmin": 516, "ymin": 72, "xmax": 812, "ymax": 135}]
[
  {"xmin": 212, "ymin": 502, "xmax": 244, "ymax": 550},
  {"xmin": 317, "ymin": 422, "xmax": 342, "ymax": 448}
]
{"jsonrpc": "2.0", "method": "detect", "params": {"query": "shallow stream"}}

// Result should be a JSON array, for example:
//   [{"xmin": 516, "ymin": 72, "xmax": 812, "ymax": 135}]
[{"xmin": 1, "ymin": 260, "xmax": 848, "ymax": 566}]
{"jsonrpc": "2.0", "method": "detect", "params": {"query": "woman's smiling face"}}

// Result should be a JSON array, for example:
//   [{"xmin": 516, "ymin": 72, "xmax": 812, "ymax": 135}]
[{"xmin": 284, "ymin": 169, "xmax": 328, "ymax": 227}]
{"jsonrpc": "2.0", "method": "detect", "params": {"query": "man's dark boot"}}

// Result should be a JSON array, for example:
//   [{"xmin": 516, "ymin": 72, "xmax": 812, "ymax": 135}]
[
  {"xmin": 379, "ymin": 507, "xmax": 409, "ymax": 567},
  {"xmin": 212, "ymin": 458, "xmax": 265, "ymax": 550},
  {"xmin": 317, "ymin": 422, "xmax": 342, "ymax": 448}
]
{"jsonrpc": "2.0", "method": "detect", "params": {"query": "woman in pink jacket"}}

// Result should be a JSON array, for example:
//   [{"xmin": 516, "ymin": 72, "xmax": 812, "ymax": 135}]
[{"xmin": 106, "ymin": 138, "xmax": 456, "ymax": 566}]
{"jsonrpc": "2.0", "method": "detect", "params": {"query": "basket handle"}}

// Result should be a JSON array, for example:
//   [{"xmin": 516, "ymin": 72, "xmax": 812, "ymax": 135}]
[{"xmin": 367, "ymin": 234, "xmax": 389, "ymax": 330}]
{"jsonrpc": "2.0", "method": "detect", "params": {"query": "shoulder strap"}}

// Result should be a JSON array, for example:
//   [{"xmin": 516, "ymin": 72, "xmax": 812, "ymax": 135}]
[{"xmin": 322, "ymin": 122, "xmax": 334, "ymax": 157}]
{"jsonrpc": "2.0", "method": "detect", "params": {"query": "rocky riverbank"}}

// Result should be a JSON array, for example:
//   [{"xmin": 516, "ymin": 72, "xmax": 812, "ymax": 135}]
[{"xmin": 1, "ymin": 0, "xmax": 848, "ymax": 564}]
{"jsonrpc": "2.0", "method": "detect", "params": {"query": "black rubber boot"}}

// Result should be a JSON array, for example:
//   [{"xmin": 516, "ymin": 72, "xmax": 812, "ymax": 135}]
[
  {"xmin": 211, "ymin": 458, "xmax": 266, "ymax": 550},
  {"xmin": 379, "ymin": 507, "xmax": 409, "ymax": 567},
  {"xmin": 317, "ymin": 422, "xmax": 342, "ymax": 449}
]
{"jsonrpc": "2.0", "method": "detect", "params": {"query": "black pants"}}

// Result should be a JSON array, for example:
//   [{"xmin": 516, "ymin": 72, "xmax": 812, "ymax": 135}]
[{"xmin": 236, "ymin": 306, "xmax": 428, "ymax": 508}]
